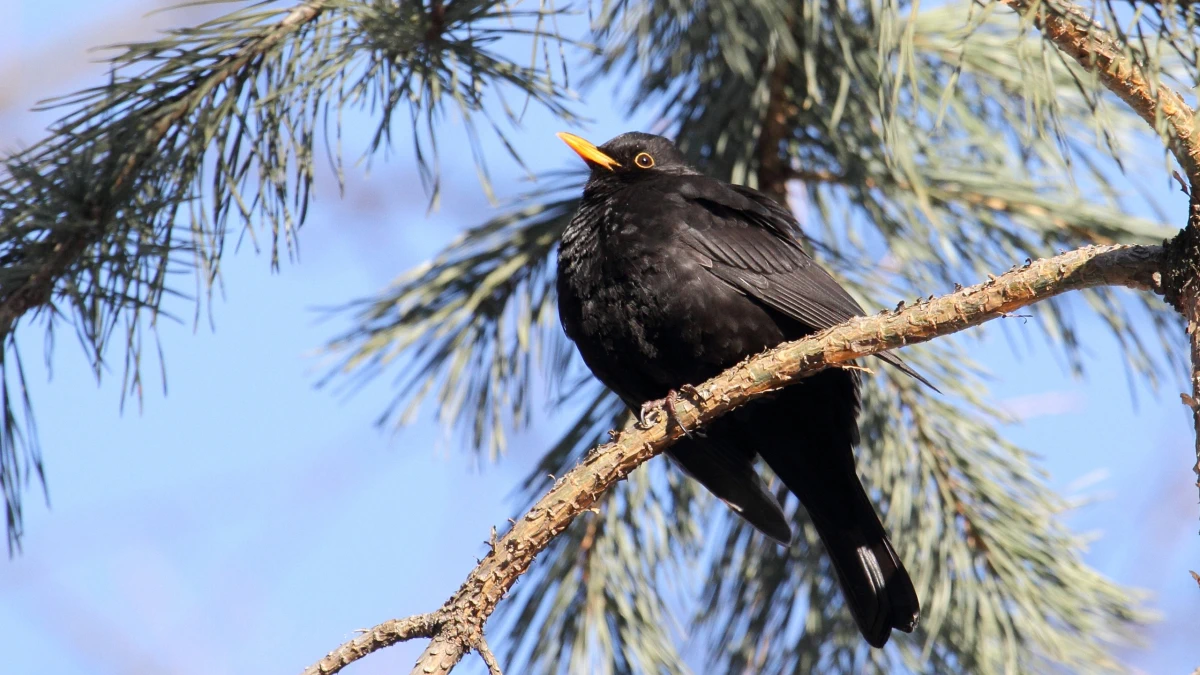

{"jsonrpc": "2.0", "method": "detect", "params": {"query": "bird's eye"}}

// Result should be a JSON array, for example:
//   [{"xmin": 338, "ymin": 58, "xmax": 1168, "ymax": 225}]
[{"xmin": 634, "ymin": 152, "xmax": 654, "ymax": 169}]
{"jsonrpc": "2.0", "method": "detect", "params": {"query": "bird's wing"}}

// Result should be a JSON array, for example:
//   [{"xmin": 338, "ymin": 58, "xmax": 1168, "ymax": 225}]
[
  {"xmin": 671, "ymin": 178, "xmax": 935, "ymax": 390},
  {"xmin": 672, "ymin": 178, "xmax": 864, "ymax": 326},
  {"xmin": 666, "ymin": 436, "xmax": 793, "ymax": 545}
]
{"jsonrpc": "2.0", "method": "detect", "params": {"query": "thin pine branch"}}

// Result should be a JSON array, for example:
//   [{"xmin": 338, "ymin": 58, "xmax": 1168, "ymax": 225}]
[{"xmin": 0, "ymin": 0, "xmax": 576, "ymax": 549}]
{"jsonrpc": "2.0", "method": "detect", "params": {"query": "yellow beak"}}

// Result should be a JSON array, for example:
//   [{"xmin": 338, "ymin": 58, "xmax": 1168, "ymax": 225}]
[{"xmin": 557, "ymin": 132, "xmax": 620, "ymax": 171}]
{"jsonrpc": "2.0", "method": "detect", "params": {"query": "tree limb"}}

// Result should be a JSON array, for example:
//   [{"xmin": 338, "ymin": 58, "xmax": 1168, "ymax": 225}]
[
  {"xmin": 1172, "ymin": 195, "xmax": 1200, "ymax": 513},
  {"xmin": 298, "ymin": 243, "xmax": 1163, "ymax": 675},
  {"xmin": 475, "ymin": 636, "xmax": 504, "ymax": 675}
]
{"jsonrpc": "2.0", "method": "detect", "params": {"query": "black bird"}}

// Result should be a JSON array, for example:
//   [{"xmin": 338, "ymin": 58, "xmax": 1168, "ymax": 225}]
[{"xmin": 555, "ymin": 131, "xmax": 924, "ymax": 648}]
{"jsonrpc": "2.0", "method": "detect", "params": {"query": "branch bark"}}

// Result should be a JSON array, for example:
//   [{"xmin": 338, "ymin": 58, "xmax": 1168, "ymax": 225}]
[
  {"xmin": 299, "ymin": 243, "xmax": 1163, "ymax": 675},
  {"xmin": 1172, "ymin": 195, "xmax": 1200, "ymax": 505}
]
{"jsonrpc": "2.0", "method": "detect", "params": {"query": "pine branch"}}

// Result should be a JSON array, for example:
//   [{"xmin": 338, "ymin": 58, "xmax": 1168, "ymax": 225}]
[
  {"xmin": 1169, "ymin": 195, "xmax": 1200, "ymax": 522},
  {"xmin": 0, "ymin": 0, "xmax": 335, "ymax": 553},
  {"xmin": 0, "ymin": 1, "xmax": 325, "ymax": 340},
  {"xmin": 0, "ymin": 0, "xmax": 575, "ymax": 548},
  {"xmin": 308, "ymin": 612, "xmax": 439, "ymax": 672},
  {"xmin": 299, "ymin": 242, "xmax": 1163, "ymax": 675},
  {"xmin": 998, "ymin": 0, "xmax": 1200, "ymax": 183},
  {"xmin": 797, "ymin": 168, "xmax": 1157, "ymax": 245}
]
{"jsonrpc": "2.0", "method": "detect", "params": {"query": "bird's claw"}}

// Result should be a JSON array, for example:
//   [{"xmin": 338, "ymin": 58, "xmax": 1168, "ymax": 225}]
[
  {"xmin": 636, "ymin": 400, "xmax": 660, "ymax": 428},
  {"xmin": 638, "ymin": 390, "xmax": 694, "ymax": 438}
]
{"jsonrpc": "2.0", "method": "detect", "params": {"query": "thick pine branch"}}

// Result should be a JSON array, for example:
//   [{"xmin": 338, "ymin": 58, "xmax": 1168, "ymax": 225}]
[
  {"xmin": 1172, "ymin": 195, "xmax": 1200, "ymax": 511},
  {"xmin": 300, "ymin": 243, "xmax": 1162, "ymax": 675}
]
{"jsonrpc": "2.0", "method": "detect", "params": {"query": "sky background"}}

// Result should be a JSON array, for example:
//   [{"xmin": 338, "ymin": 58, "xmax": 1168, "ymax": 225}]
[{"xmin": 1, "ymin": 1, "xmax": 1197, "ymax": 674}]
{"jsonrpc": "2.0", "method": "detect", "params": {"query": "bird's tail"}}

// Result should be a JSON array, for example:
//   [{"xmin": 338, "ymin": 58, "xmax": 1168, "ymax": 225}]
[
  {"xmin": 759, "ymin": 443, "xmax": 919, "ymax": 647},
  {"xmin": 806, "ymin": 478, "xmax": 919, "ymax": 647}
]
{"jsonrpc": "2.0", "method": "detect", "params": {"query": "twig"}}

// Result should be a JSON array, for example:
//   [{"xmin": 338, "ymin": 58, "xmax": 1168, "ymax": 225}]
[
  {"xmin": 298, "ymin": 243, "xmax": 1164, "ymax": 675},
  {"xmin": 475, "ymin": 636, "xmax": 504, "ymax": 675},
  {"xmin": 306, "ymin": 613, "xmax": 438, "ymax": 674}
]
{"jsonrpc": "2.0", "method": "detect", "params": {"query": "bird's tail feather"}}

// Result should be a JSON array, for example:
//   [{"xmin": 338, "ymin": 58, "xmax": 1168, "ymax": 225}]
[
  {"xmin": 809, "ymin": 486, "xmax": 920, "ymax": 647},
  {"xmin": 874, "ymin": 351, "xmax": 940, "ymax": 393},
  {"xmin": 759, "ymin": 444, "xmax": 919, "ymax": 647}
]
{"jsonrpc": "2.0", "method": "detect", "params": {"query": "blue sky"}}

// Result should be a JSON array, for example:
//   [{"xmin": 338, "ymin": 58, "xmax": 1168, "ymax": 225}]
[{"xmin": 1, "ymin": 1, "xmax": 1197, "ymax": 674}]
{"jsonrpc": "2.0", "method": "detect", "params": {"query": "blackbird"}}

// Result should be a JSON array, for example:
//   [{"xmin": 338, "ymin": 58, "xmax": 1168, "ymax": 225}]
[{"xmin": 555, "ymin": 131, "xmax": 925, "ymax": 647}]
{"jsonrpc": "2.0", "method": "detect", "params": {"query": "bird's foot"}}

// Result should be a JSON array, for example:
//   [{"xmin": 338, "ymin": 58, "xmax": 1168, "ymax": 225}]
[{"xmin": 638, "ymin": 389, "xmax": 694, "ymax": 438}]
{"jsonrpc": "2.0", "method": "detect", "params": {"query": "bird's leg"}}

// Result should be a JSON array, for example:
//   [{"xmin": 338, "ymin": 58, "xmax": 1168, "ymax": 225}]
[{"xmin": 638, "ymin": 390, "xmax": 693, "ymax": 438}]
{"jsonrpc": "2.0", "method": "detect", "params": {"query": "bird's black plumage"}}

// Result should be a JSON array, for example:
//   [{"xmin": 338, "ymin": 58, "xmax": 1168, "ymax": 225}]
[{"xmin": 555, "ymin": 131, "xmax": 921, "ymax": 648}]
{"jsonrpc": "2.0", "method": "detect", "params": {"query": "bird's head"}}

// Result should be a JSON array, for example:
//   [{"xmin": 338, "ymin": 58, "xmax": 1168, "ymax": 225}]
[{"xmin": 557, "ymin": 131, "xmax": 695, "ymax": 185}]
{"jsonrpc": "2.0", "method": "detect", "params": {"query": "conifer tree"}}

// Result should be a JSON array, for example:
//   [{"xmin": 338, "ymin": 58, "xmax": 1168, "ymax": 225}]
[{"xmin": 3, "ymin": 0, "xmax": 1198, "ymax": 672}]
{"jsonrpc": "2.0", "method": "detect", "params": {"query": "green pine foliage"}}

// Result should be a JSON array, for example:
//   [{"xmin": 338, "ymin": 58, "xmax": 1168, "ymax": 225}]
[{"xmin": 0, "ymin": 0, "xmax": 572, "ymax": 551}]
